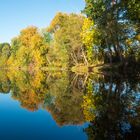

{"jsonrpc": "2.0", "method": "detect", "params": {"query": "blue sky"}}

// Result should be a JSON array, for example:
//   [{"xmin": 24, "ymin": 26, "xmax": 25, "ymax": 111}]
[{"xmin": 0, "ymin": 0, "xmax": 85, "ymax": 43}]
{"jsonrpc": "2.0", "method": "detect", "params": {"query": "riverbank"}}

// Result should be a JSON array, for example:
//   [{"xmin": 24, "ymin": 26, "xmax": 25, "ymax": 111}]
[{"xmin": 71, "ymin": 61, "xmax": 140, "ymax": 75}]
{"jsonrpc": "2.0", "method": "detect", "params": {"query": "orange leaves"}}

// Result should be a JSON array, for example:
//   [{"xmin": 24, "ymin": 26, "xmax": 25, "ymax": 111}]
[{"xmin": 19, "ymin": 26, "xmax": 38, "ymax": 47}]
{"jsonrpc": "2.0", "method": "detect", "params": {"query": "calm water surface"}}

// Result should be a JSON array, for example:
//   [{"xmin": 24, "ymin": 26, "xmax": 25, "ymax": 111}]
[
  {"xmin": 0, "ymin": 70, "xmax": 140, "ymax": 140},
  {"xmin": 0, "ymin": 93, "xmax": 88, "ymax": 140}
]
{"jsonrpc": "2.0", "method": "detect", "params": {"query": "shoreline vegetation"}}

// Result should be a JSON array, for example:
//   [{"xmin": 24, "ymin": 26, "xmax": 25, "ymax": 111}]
[
  {"xmin": 0, "ymin": 1, "xmax": 139, "ymax": 139},
  {"xmin": 0, "ymin": 1, "xmax": 139, "ymax": 75},
  {"xmin": 0, "ymin": 60, "xmax": 139, "ymax": 75}
]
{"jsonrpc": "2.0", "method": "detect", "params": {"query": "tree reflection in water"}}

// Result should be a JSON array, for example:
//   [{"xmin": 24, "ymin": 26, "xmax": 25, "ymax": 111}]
[
  {"xmin": 0, "ymin": 69, "xmax": 140, "ymax": 139},
  {"xmin": 0, "ymin": 70, "xmax": 85, "ymax": 126},
  {"xmin": 84, "ymin": 71, "xmax": 140, "ymax": 140}
]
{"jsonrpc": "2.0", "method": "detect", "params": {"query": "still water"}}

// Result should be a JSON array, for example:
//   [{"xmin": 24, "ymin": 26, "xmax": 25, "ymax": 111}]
[{"xmin": 0, "ymin": 70, "xmax": 140, "ymax": 140}]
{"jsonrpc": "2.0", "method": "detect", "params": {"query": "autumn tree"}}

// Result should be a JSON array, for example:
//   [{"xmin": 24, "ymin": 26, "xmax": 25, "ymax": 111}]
[
  {"xmin": 7, "ymin": 26, "xmax": 49, "ymax": 70},
  {"xmin": 47, "ymin": 12, "xmax": 85, "ymax": 68}
]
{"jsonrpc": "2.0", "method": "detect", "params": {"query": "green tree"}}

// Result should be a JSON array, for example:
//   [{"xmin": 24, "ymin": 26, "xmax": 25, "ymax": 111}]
[
  {"xmin": 83, "ymin": 0, "xmax": 140, "ymax": 64},
  {"xmin": 47, "ymin": 12, "xmax": 84, "ymax": 68},
  {"xmin": 0, "ymin": 43, "xmax": 11, "ymax": 67}
]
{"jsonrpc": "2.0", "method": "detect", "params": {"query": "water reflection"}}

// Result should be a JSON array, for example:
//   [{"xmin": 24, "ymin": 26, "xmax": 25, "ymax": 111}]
[
  {"xmin": 84, "ymin": 71, "xmax": 140, "ymax": 140},
  {"xmin": 0, "ymin": 70, "xmax": 85, "ymax": 126},
  {"xmin": 0, "ymin": 69, "xmax": 140, "ymax": 139}
]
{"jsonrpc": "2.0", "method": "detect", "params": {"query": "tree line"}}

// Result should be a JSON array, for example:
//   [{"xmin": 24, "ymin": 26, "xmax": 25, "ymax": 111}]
[{"xmin": 0, "ymin": 0, "xmax": 139, "ymax": 71}]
